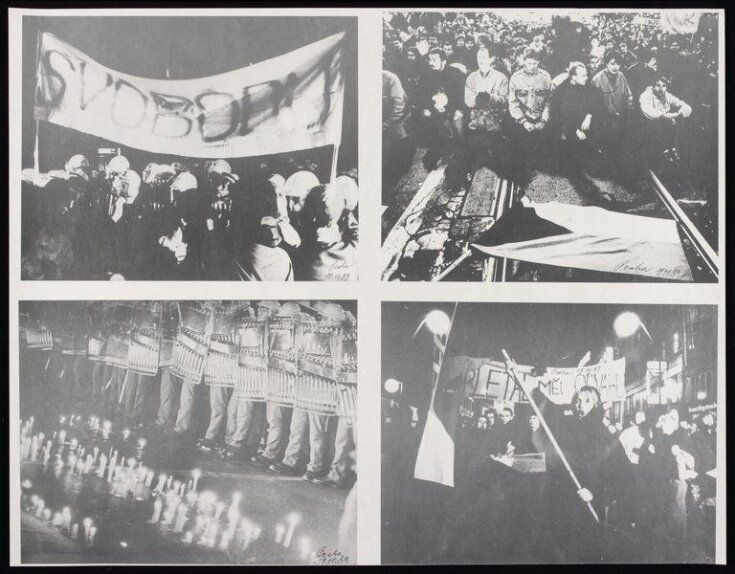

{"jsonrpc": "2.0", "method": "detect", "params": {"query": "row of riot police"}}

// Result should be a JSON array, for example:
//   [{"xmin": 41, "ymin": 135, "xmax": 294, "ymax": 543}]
[
  {"xmin": 20, "ymin": 300, "xmax": 358, "ymax": 489},
  {"xmin": 21, "ymin": 153, "xmax": 359, "ymax": 281}
]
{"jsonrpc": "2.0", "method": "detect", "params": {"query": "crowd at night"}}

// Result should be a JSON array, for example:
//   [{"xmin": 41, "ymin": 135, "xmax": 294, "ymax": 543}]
[
  {"xmin": 382, "ymin": 11, "xmax": 718, "ymax": 206},
  {"xmin": 382, "ymin": 302, "xmax": 717, "ymax": 564}
]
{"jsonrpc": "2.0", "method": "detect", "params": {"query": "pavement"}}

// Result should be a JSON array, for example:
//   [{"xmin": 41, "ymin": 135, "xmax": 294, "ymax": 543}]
[
  {"xmin": 381, "ymin": 146, "xmax": 716, "ymax": 282},
  {"xmin": 19, "ymin": 421, "xmax": 349, "ymax": 565}
]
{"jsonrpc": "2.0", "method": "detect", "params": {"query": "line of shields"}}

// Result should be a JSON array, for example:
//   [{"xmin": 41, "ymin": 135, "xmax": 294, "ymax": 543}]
[{"xmin": 21, "ymin": 302, "xmax": 358, "ymax": 424}]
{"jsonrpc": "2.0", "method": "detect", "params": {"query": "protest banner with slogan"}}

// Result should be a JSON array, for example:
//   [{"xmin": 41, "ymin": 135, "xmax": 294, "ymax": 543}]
[
  {"xmin": 35, "ymin": 32, "xmax": 344, "ymax": 158},
  {"xmin": 444, "ymin": 355, "xmax": 627, "ymax": 405}
]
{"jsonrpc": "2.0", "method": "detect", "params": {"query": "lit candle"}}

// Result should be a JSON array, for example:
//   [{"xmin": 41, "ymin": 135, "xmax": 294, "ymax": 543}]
[
  {"xmin": 58, "ymin": 430, "xmax": 67, "ymax": 445},
  {"xmin": 97, "ymin": 454, "xmax": 107, "ymax": 478},
  {"xmin": 228, "ymin": 491, "xmax": 242, "ymax": 521},
  {"xmin": 173, "ymin": 504, "xmax": 188, "ymax": 533},
  {"xmin": 61, "ymin": 506, "xmax": 72, "ymax": 531},
  {"xmin": 35, "ymin": 499, "xmax": 45, "ymax": 517},
  {"xmin": 274, "ymin": 523, "xmax": 286, "ymax": 544},
  {"xmin": 182, "ymin": 530, "xmax": 194, "ymax": 545},
  {"xmin": 165, "ymin": 475, "xmax": 174, "ymax": 492},
  {"xmin": 145, "ymin": 470, "xmax": 155, "ymax": 488},
  {"xmin": 155, "ymin": 473, "xmax": 167, "ymax": 493},
  {"xmin": 284, "ymin": 512, "xmax": 301, "ymax": 548},
  {"xmin": 67, "ymin": 453, "xmax": 78, "ymax": 471},
  {"xmin": 214, "ymin": 501, "xmax": 226, "ymax": 522},
  {"xmin": 83, "ymin": 517, "xmax": 93, "ymax": 541},
  {"xmin": 191, "ymin": 469, "xmax": 201, "ymax": 491},
  {"xmin": 92, "ymin": 447, "xmax": 100, "ymax": 464},
  {"xmin": 88, "ymin": 525, "xmax": 97, "ymax": 546},
  {"xmin": 149, "ymin": 498, "xmax": 163, "ymax": 523},
  {"xmin": 122, "ymin": 428, "xmax": 131, "ymax": 441},
  {"xmin": 83, "ymin": 454, "xmax": 94, "ymax": 474},
  {"xmin": 71, "ymin": 523, "xmax": 79, "ymax": 540},
  {"xmin": 52, "ymin": 511, "xmax": 63, "ymax": 527}
]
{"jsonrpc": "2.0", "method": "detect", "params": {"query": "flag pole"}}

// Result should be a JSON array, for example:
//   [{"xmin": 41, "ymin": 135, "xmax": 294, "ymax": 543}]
[
  {"xmin": 329, "ymin": 143, "xmax": 339, "ymax": 183},
  {"xmin": 34, "ymin": 29, "xmax": 42, "ymax": 174},
  {"xmin": 502, "ymin": 348, "xmax": 600, "ymax": 523},
  {"xmin": 428, "ymin": 302, "xmax": 459, "ymax": 404}
]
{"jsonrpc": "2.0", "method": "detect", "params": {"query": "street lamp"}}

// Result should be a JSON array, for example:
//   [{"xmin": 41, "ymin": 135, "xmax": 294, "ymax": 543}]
[
  {"xmin": 415, "ymin": 309, "xmax": 451, "ymax": 337},
  {"xmin": 384, "ymin": 378, "xmax": 402, "ymax": 395},
  {"xmin": 613, "ymin": 311, "xmax": 653, "ymax": 342}
]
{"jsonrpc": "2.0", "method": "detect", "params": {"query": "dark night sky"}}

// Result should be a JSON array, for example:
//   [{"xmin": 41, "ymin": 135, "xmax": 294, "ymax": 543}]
[
  {"xmin": 21, "ymin": 16, "xmax": 358, "ymax": 173},
  {"xmin": 381, "ymin": 302, "xmax": 707, "ymax": 402}
]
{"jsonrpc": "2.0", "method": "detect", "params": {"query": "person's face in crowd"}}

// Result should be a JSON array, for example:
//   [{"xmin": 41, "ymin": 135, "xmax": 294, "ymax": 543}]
[
  {"xmin": 477, "ymin": 417, "xmax": 488, "ymax": 430},
  {"xmin": 523, "ymin": 55, "xmax": 540, "ymax": 74},
  {"xmin": 487, "ymin": 412, "xmax": 496, "ymax": 426},
  {"xmin": 258, "ymin": 216, "xmax": 283, "ymax": 248},
  {"xmin": 660, "ymin": 413, "xmax": 677, "ymax": 435},
  {"xmin": 339, "ymin": 208, "xmax": 359, "ymax": 241},
  {"xmin": 477, "ymin": 48, "xmax": 493, "ymax": 74},
  {"xmin": 428, "ymin": 52, "xmax": 444, "ymax": 71},
  {"xmin": 646, "ymin": 57, "xmax": 658, "ymax": 71},
  {"xmin": 443, "ymin": 44, "xmax": 453, "ymax": 57},
  {"xmin": 111, "ymin": 175, "xmax": 129, "ymax": 198},
  {"xmin": 605, "ymin": 57, "xmax": 621, "ymax": 75},
  {"xmin": 466, "ymin": 37, "xmax": 475, "ymax": 51},
  {"xmin": 589, "ymin": 55, "xmax": 601, "ymax": 72},
  {"xmin": 652, "ymin": 79, "xmax": 668, "ymax": 97},
  {"xmin": 406, "ymin": 51, "xmax": 417, "ymax": 63},
  {"xmin": 573, "ymin": 390, "xmax": 596, "ymax": 418},
  {"xmin": 620, "ymin": 43, "xmax": 629, "ymax": 55},
  {"xmin": 532, "ymin": 34, "xmax": 545, "ymax": 49},
  {"xmin": 429, "ymin": 36, "xmax": 439, "ymax": 47},
  {"xmin": 634, "ymin": 411, "xmax": 646, "ymax": 425},
  {"xmin": 455, "ymin": 37, "xmax": 465, "ymax": 49},
  {"xmin": 416, "ymin": 39, "xmax": 430, "ymax": 56},
  {"xmin": 571, "ymin": 65, "xmax": 588, "ymax": 86},
  {"xmin": 500, "ymin": 409, "xmax": 513, "ymax": 425},
  {"xmin": 529, "ymin": 414, "xmax": 540, "ymax": 433}
]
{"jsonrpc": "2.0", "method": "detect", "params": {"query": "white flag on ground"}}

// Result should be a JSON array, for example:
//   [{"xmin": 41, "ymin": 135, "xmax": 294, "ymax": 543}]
[{"xmin": 471, "ymin": 201, "xmax": 693, "ymax": 281}]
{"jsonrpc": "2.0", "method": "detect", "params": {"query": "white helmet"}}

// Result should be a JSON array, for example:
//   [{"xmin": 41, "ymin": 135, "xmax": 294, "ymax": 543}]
[
  {"xmin": 335, "ymin": 175, "xmax": 359, "ymax": 211},
  {"xmin": 106, "ymin": 155, "xmax": 130, "ymax": 178},
  {"xmin": 284, "ymin": 170, "xmax": 319, "ymax": 200},
  {"xmin": 170, "ymin": 171, "xmax": 198, "ymax": 194}
]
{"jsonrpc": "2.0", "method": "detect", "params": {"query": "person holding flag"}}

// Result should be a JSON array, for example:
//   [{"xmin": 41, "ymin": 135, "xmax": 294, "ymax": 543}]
[{"xmin": 529, "ymin": 381, "xmax": 633, "ymax": 562}]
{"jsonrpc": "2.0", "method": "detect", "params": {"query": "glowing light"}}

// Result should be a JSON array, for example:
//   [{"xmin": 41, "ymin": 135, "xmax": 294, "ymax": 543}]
[
  {"xmin": 418, "ymin": 309, "xmax": 451, "ymax": 336},
  {"xmin": 120, "ymin": 541, "xmax": 128, "ymax": 548},
  {"xmin": 697, "ymin": 390, "xmax": 707, "ymax": 400},
  {"xmin": 384, "ymin": 378, "xmax": 401, "ymax": 394},
  {"xmin": 137, "ymin": 438, "xmax": 147, "ymax": 449},
  {"xmin": 21, "ymin": 479, "xmax": 32, "ymax": 489},
  {"xmin": 614, "ymin": 312, "xmax": 642, "ymax": 338}
]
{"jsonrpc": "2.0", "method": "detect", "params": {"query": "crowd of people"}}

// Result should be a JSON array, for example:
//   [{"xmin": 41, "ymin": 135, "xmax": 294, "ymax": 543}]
[
  {"xmin": 20, "ymin": 300, "xmax": 358, "ymax": 490},
  {"xmin": 382, "ymin": 11, "xmax": 717, "ymax": 206},
  {"xmin": 442, "ymin": 386, "xmax": 717, "ymax": 563},
  {"xmin": 21, "ymin": 154, "xmax": 359, "ymax": 281}
]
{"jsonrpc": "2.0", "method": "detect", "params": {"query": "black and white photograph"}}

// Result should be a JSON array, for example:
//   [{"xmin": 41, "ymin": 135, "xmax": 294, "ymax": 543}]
[
  {"xmin": 19, "ymin": 15, "xmax": 358, "ymax": 281},
  {"xmin": 381, "ymin": 9, "xmax": 721, "ymax": 282},
  {"xmin": 17, "ymin": 300, "xmax": 357, "ymax": 564},
  {"xmin": 382, "ymin": 302, "xmax": 718, "ymax": 563}
]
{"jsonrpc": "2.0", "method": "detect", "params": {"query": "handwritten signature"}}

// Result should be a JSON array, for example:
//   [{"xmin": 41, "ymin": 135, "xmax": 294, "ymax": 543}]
[{"xmin": 312, "ymin": 546, "xmax": 349, "ymax": 565}]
